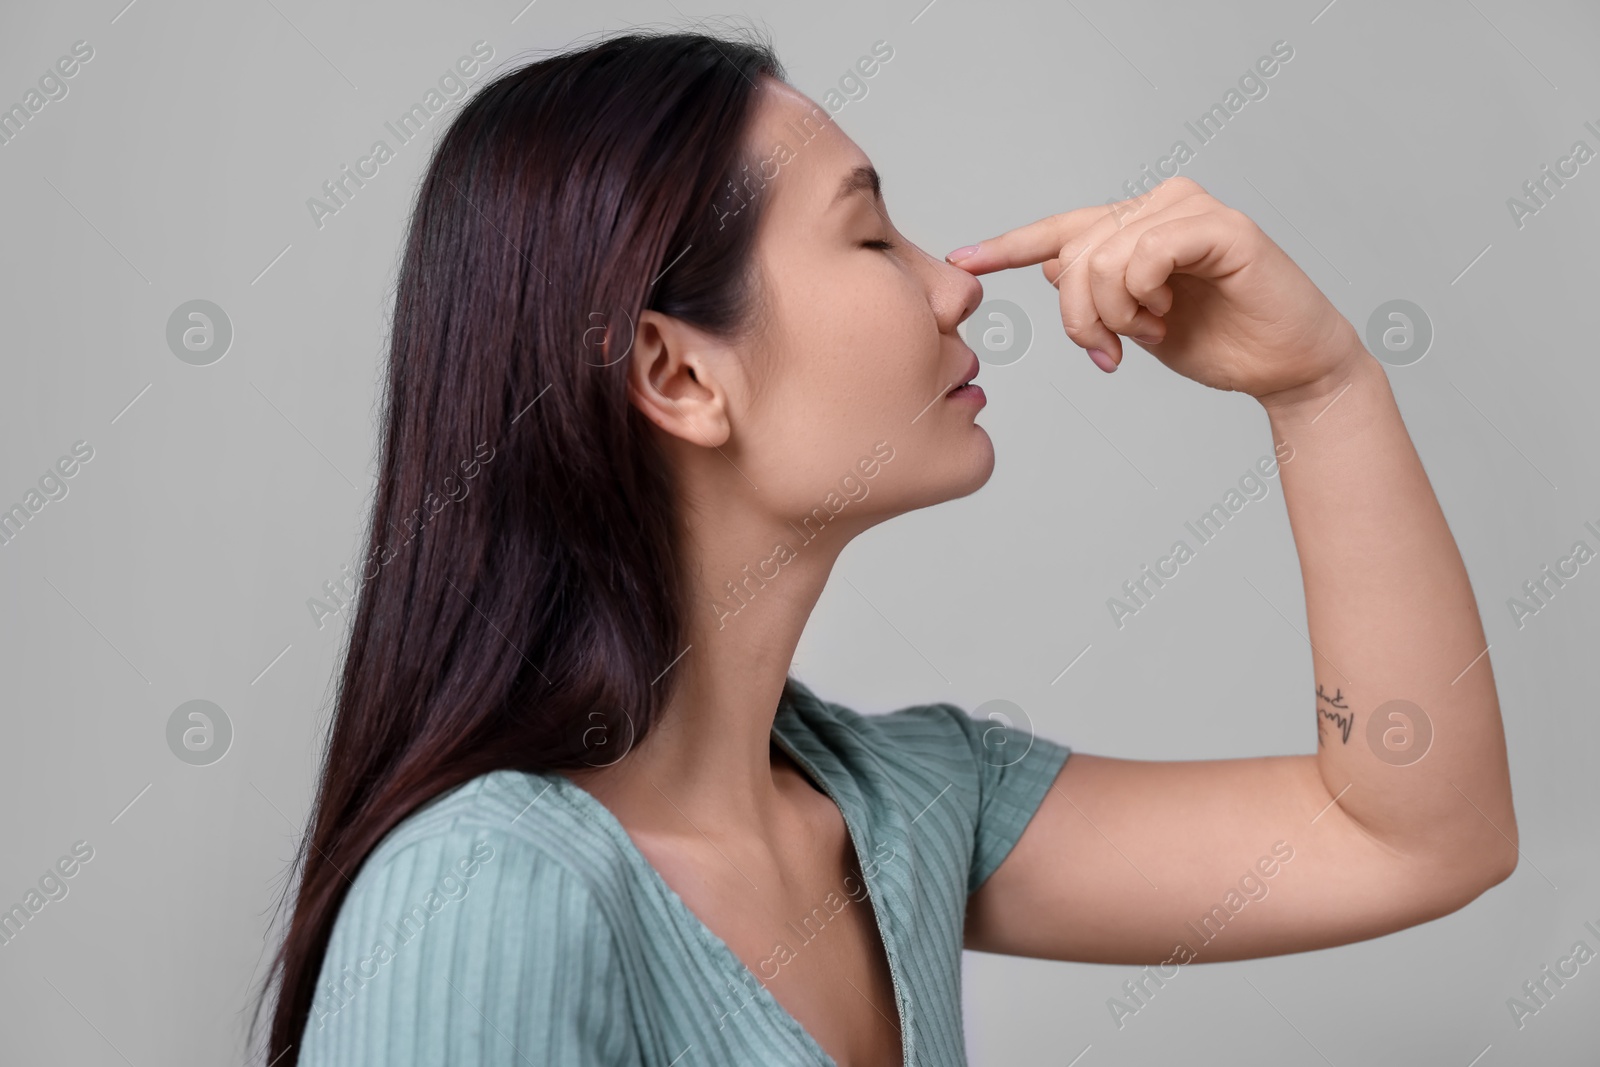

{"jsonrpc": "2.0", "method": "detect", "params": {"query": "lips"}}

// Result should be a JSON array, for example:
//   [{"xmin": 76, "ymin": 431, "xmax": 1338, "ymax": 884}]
[{"xmin": 946, "ymin": 351, "xmax": 981, "ymax": 394}]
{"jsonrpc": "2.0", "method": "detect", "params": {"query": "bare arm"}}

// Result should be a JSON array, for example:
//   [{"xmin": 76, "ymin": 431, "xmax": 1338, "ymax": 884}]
[
  {"xmin": 1261, "ymin": 340, "xmax": 1515, "ymax": 878},
  {"xmin": 951, "ymin": 178, "xmax": 1516, "ymax": 963}
]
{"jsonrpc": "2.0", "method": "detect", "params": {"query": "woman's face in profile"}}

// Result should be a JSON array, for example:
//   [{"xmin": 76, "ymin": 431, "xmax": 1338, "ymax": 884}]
[{"xmin": 705, "ymin": 77, "xmax": 995, "ymax": 525}]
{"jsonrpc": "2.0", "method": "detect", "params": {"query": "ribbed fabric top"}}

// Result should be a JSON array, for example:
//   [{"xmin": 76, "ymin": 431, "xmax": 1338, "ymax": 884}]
[{"xmin": 295, "ymin": 678, "xmax": 1072, "ymax": 1066}]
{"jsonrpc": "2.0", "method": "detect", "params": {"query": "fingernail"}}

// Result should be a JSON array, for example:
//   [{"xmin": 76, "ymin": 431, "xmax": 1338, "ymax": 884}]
[
  {"xmin": 1088, "ymin": 348, "xmax": 1118, "ymax": 373},
  {"xmin": 945, "ymin": 244, "xmax": 980, "ymax": 263},
  {"xmin": 1133, "ymin": 333, "xmax": 1162, "ymax": 345}
]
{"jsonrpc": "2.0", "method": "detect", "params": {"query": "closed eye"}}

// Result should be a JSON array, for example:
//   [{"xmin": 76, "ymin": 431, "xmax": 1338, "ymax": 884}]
[{"xmin": 862, "ymin": 237, "xmax": 898, "ymax": 251}]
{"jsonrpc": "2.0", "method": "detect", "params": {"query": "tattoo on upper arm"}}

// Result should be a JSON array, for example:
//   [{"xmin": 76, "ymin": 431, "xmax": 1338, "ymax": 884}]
[{"xmin": 1315, "ymin": 683, "xmax": 1352, "ymax": 746}]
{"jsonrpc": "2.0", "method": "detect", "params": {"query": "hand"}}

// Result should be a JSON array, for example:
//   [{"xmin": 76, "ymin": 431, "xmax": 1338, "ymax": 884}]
[{"xmin": 946, "ymin": 176, "xmax": 1369, "ymax": 404}]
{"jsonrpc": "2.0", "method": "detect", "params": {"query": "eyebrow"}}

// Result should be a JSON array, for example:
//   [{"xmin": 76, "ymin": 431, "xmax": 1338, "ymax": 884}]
[{"xmin": 829, "ymin": 163, "xmax": 883, "ymax": 209}]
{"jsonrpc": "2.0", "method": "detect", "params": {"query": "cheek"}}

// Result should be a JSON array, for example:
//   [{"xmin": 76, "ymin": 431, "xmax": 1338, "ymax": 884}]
[
  {"xmin": 775, "ymin": 262, "xmax": 915, "ymax": 393},
  {"xmin": 751, "ymin": 250, "xmax": 937, "ymax": 476},
  {"xmin": 813, "ymin": 323, "xmax": 923, "ymax": 435},
  {"xmin": 817, "ymin": 275, "xmax": 928, "ymax": 391}
]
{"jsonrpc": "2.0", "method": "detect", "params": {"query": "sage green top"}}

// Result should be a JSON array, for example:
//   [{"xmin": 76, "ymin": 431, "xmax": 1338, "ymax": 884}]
[{"xmin": 296, "ymin": 678, "xmax": 1072, "ymax": 1066}]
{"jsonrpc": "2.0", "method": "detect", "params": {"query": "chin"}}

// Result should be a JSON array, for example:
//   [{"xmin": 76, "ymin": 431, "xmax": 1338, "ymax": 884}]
[
  {"xmin": 940, "ymin": 423, "xmax": 995, "ymax": 502},
  {"xmin": 870, "ymin": 424, "xmax": 996, "ymax": 518}
]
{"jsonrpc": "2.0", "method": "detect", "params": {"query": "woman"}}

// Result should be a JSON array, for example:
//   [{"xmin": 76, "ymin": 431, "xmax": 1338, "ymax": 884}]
[{"xmin": 252, "ymin": 26, "xmax": 1517, "ymax": 1067}]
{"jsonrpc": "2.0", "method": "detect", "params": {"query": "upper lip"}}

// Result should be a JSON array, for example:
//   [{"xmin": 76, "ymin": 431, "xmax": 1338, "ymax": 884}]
[{"xmin": 947, "ymin": 350, "xmax": 980, "ymax": 393}]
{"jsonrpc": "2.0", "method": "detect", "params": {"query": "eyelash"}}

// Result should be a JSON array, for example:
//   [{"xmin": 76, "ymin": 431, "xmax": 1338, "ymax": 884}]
[{"xmin": 862, "ymin": 237, "xmax": 897, "ymax": 251}]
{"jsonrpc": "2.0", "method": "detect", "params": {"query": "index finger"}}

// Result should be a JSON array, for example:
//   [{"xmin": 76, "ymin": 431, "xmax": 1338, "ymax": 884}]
[
  {"xmin": 944, "ymin": 199, "xmax": 1133, "ymax": 276},
  {"xmin": 947, "ymin": 173, "xmax": 1220, "ymax": 276}
]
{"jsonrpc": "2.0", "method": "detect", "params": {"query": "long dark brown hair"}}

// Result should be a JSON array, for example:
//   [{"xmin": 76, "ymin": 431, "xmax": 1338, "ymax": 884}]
[{"xmin": 249, "ymin": 25, "xmax": 796, "ymax": 1063}]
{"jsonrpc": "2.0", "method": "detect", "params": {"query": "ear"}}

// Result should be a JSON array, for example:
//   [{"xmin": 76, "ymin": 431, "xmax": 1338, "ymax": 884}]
[{"xmin": 626, "ymin": 309, "xmax": 734, "ymax": 448}]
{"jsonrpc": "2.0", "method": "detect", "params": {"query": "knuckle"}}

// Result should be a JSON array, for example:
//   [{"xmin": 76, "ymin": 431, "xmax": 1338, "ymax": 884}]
[
  {"xmin": 1102, "ymin": 307, "xmax": 1139, "ymax": 332},
  {"xmin": 1129, "ymin": 226, "xmax": 1163, "ymax": 259},
  {"xmin": 1127, "ymin": 278, "xmax": 1161, "ymax": 306},
  {"xmin": 1086, "ymin": 245, "xmax": 1120, "ymax": 275}
]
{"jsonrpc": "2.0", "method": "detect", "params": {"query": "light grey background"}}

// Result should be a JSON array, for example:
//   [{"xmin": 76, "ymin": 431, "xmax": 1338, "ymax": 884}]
[{"xmin": 1, "ymin": 0, "xmax": 1596, "ymax": 1064}]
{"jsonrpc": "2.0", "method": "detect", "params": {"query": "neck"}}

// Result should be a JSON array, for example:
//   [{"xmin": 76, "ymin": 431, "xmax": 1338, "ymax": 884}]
[{"xmin": 559, "ymin": 503, "xmax": 862, "ymax": 836}]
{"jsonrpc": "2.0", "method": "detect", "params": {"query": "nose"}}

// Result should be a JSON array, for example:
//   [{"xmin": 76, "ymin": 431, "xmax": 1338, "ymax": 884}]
[{"xmin": 928, "ymin": 249, "xmax": 984, "ymax": 334}]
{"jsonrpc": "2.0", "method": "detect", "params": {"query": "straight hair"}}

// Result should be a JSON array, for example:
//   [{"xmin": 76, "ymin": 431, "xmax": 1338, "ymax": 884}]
[{"xmin": 249, "ymin": 25, "xmax": 796, "ymax": 1064}]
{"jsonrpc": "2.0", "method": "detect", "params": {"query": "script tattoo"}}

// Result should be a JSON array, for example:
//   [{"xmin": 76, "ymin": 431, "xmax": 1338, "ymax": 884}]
[{"xmin": 1315, "ymin": 683, "xmax": 1352, "ymax": 746}]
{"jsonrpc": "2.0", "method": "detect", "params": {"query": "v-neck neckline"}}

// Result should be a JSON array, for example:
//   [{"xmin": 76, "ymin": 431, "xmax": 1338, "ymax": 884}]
[{"xmin": 540, "ymin": 696, "xmax": 913, "ymax": 1067}]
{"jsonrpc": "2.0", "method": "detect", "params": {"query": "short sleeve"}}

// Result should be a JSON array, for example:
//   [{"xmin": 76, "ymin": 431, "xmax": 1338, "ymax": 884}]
[
  {"xmin": 297, "ymin": 821, "xmax": 640, "ymax": 1067},
  {"xmin": 934, "ymin": 702, "xmax": 1072, "ymax": 894}
]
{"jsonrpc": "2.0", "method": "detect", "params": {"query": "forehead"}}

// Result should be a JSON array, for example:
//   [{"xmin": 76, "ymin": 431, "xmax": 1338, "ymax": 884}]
[{"xmin": 745, "ymin": 79, "xmax": 874, "ymax": 220}]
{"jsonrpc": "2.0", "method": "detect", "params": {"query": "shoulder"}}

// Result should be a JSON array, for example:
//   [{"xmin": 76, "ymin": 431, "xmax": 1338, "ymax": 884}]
[
  {"xmin": 345, "ymin": 769, "xmax": 626, "ymax": 921},
  {"xmin": 298, "ymin": 770, "xmax": 639, "ymax": 1065},
  {"xmin": 332, "ymin": 768, "xmax": 627, "ymax": 940},
  {"xmin": 784, "ymin": 678, "xmax": 1072, "ymax": 894},
  {"xmin": 785, "ymin": 677, "xmax": 1061, "ymax": 788}
]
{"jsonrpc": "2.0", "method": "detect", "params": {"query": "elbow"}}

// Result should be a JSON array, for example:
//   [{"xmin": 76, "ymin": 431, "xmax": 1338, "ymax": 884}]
[
  {"xmin": 1401, "ymin": 852, "xmax": 1515, "ymax": 930},
  {"xmin": 1481, "ymin": 823, "xmax": 1519, "ymax": 890},
  {"xmin": 1410, "ymin": 819, "xmax": 1519, "ymax": 921},
  {"xmin": 1479, "ymin": 794, "xmax": 1520, "ymax": 889},
  {"xmin": 1448, "ymin": 781, "xmax": 1520, "ymax": 897},
  {"xmin": 1454, "ymin": 817, "xmax": 1520, "ymax": 903}
]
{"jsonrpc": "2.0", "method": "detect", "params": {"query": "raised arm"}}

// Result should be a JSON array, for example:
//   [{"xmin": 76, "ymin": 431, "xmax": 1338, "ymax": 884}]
[{"xmin": 949, "ymin": 178, "xmax": 1516, "ymax": 964}]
